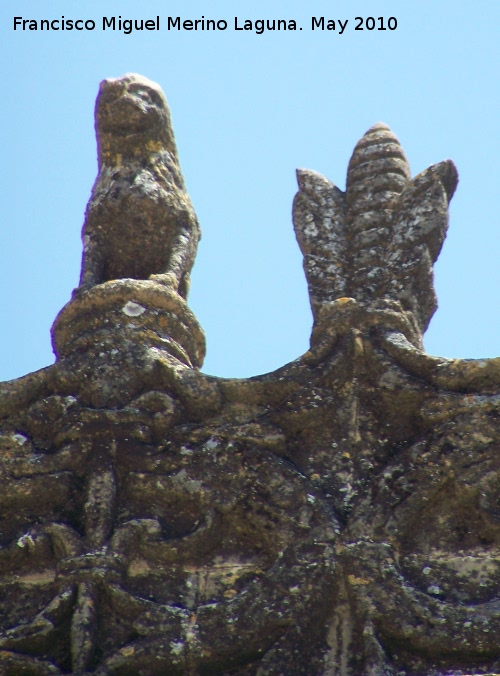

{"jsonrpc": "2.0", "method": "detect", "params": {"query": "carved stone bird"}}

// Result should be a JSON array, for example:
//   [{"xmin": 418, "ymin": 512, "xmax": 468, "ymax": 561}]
[{"xmin": 78, "ymin": 73, "xmax": 200, "ymax": 299}]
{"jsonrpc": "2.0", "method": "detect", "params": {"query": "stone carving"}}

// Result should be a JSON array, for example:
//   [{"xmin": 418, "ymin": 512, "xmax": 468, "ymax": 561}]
[
  {"xmin": 79, "ymin": 74, "xmax": 200, "ymax": 298},
  {"xmin": 0, "ymin": 75, "xmax": 499, "ymax": 675},
  {"xmin": 293, "ymin": 122, "xmax": 458, "ymax": 349}
]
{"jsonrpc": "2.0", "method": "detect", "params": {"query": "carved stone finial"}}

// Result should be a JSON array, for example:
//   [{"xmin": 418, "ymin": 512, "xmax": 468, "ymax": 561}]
[
  {"xmin": 78, "ymin": 73, "xmax": 200, "ymax": 299},
  {"xmin": 49, "ymin": 75, "xmax": 209, "ymax": 408},
  {"xmin": 293, "ymin": 123, "xmax": 458, "ymax": 345}
]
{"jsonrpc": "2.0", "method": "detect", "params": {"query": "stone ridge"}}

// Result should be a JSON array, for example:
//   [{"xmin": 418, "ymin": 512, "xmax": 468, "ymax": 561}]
[{"xmin": 0, "ymin": 75, "xmax": 499, "ymax": 675}]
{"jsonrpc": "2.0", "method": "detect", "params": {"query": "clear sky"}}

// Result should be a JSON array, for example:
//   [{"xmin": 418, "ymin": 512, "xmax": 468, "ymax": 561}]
[{"xmin": 1, "ymin": 0, "xmax": 498, "ymax": 382}]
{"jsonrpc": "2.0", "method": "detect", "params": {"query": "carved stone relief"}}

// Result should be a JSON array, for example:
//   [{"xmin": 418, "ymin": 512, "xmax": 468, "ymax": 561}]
[{"xmin": 1, "ymin": 74, "xmax": 499, "ymax": 675}]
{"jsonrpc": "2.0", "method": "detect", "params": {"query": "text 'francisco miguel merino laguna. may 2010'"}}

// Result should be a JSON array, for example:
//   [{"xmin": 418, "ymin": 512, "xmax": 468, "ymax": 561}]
[{"xmin": 13, "ymin": 15, "xmax": 397, "ymax": 34}]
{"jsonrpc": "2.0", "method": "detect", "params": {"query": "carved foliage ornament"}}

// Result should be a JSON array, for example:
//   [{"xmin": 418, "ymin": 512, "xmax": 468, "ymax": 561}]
[
  {"xmin": 293, "ymin": 122, "xmax": 458, "ymax": 341},
  {"xmin": 0, "ymin": 75, "xmax": 499, "ymax": 675}
]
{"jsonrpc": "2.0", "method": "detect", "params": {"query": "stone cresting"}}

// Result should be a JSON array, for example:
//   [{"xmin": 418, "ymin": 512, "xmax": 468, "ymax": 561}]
[{"xmin": 0, "ymin": 75, "xmax": 499, "ymax": 676}]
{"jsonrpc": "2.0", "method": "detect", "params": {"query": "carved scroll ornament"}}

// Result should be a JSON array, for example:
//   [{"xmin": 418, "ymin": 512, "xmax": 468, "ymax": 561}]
[{"xmin": 1, "ymin": 75, "xmax": 499, "ymax": 675}]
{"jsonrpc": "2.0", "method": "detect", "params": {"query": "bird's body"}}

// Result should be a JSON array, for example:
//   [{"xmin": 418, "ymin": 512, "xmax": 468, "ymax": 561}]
[{"xmin": 78, "ymin": 74, "xmax": 200, "ymax": 299}]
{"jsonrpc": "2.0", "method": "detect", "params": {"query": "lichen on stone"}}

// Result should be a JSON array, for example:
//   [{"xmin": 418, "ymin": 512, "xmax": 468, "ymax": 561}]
[{"xmin": 0, "ymin": 76, "xmax": 499, "ymax": 675}]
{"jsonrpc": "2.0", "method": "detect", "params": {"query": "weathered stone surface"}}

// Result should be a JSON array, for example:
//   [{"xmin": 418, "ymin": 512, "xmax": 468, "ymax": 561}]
[
  {"xmin": 78, "ymin": 73, "xmax": 200, "ymax": 299},
  {"xmin": 293, "ymin": 122, "xmax": 458, "ymax": 345},
  {"xmin": 1, "ymin": 76, "xmax": 499, "ymax": 674}
]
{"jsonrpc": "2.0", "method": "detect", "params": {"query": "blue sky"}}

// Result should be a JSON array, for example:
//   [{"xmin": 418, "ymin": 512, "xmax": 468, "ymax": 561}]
[{"xmin": 1, "ymin": 0, "xmax": 498, "ymax": 381}]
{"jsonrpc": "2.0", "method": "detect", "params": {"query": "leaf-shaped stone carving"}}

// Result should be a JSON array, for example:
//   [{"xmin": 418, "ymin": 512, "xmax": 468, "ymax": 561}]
[
  {"xmin": 293, "ymin": 123, "xmax": 458, "ymax": 337},
  {"xmin": 293, "ymin": 170, "xmax": 346, "ymax": 306}
]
